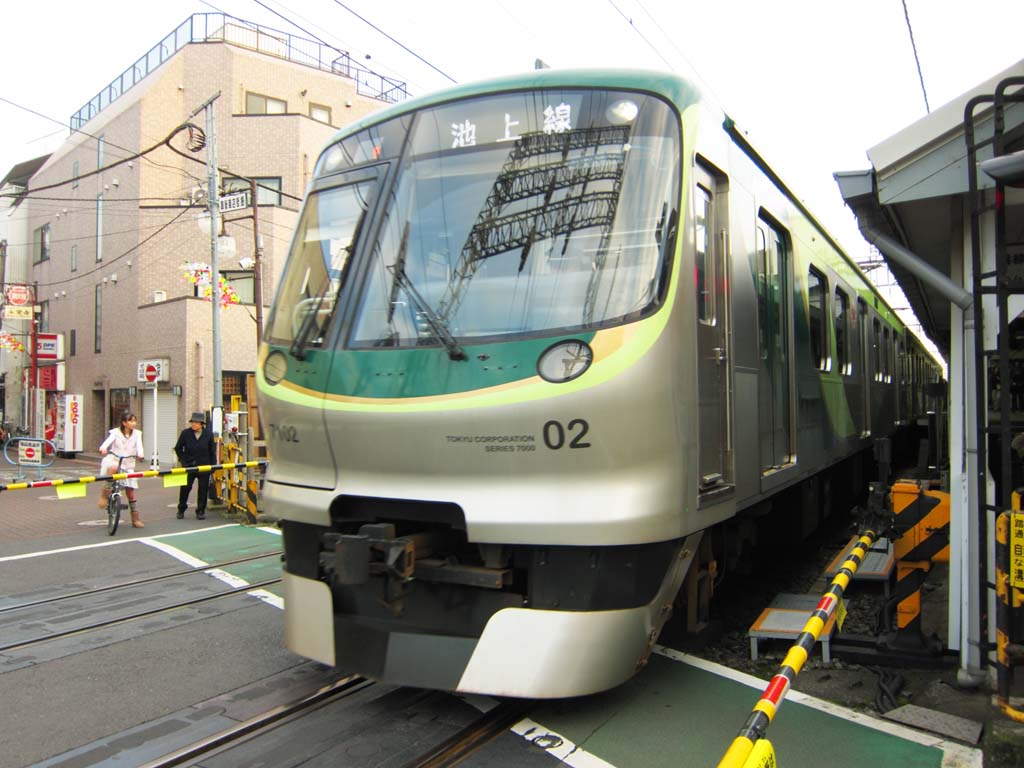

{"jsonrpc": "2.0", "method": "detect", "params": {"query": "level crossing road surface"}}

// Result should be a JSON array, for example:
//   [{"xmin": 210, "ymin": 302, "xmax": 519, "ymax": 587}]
[{"xmin": 0, "ymin": 483, "xmax": 983, "ymax": 766}]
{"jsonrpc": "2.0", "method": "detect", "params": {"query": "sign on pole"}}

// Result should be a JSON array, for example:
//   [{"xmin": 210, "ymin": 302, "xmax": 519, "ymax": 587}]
[{"xmin": 136, "ymin": 359, "xmax": 170, "ymax": 383}]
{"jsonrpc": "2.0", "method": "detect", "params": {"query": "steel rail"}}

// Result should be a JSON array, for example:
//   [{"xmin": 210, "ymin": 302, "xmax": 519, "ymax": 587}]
[
  {"xmin": 136, "ymin": 675, "xmax": 372, "ymax": 768},
  {"xmin": 0, "ymin": 577, "xmax": 281, "ymax": 654},
  {"xmin": 0, "ymin": 550, "xmax": 281, "ymax": 614},
  {"xmin": 401, "ymin": 699, "xmax": 536, "ymax": 768}
]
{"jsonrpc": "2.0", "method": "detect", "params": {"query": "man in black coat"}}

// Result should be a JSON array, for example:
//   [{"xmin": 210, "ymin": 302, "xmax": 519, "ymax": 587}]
[{"xmin": 174, "ymin": 411, "xmax": 217, "ymax": 519}]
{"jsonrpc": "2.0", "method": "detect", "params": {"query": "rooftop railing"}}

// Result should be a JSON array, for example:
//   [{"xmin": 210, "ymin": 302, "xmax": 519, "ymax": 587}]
[{"xmin": 70, "ymin": 13, "xmax": 409, "ymax": 131}]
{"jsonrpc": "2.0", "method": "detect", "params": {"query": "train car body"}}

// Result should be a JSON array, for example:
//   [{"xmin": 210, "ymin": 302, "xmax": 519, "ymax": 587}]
[{"xmin": 258, "ymin": 69, "xmax": 942, "ymax": 698}]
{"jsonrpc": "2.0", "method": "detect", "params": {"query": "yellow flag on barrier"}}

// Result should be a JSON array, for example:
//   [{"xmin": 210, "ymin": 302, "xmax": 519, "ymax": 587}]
[
  {"xmin": 55, "ymin": 483, "xmax": 88, "ymax": 500},
  {"xmin": 163, "ymin": 472, "xmax": 188, "ymax": 488}
]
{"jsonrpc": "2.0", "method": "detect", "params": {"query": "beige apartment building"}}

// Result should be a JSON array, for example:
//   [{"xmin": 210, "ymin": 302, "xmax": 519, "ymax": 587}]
[{"xmin": 2, "ymin": 13, "xmax": 405, "ymax": 466}]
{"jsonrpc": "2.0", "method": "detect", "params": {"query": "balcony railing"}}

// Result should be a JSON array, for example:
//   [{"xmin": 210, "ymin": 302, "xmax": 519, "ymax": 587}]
[{"xmin": 70, "ymin": 13, "xmax": 409, "ymax": 131}]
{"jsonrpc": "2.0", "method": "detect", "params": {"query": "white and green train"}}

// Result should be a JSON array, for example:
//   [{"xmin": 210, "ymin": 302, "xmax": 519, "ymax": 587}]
[{"xmin": 257, "ymin": 69, "xmax": 943, "ymax": 698}]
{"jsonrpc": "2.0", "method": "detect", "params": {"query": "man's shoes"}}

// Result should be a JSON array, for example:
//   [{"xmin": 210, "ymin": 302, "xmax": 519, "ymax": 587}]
[
  {"xmin": 176, "ymin": 510, "xmax": 185, "ymax": 519},
  {"xmin": 196, "ymin": 511, "xmax": 206, "ymax": 520}
]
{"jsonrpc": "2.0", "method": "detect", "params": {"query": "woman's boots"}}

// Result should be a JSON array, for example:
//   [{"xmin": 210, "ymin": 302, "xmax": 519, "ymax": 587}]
[{"xmin": 129, "ymin": 501, "xmax": 144, "ymax": 528}]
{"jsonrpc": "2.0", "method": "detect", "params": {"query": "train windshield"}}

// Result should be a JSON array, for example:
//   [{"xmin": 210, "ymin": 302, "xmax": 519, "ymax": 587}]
[{"xmin": 283, "ymin": 88, "xmax": 680, "ymax": 352}]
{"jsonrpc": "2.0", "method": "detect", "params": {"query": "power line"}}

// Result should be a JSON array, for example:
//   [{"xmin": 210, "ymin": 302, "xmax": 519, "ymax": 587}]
[
  {"xmin": 605, "ymin": 0, "xmax": 675, "ymax": 72},
  {"xmin": 329, "ymin": 0, "xmax": 457, "ymax": 84},
  {"xmin": 32, "ymin": 203, "xmax": 198, "ymax": 290},
  {"xmin": 902, "ymin": 0, "xmax": 930, "ymax": 114}
]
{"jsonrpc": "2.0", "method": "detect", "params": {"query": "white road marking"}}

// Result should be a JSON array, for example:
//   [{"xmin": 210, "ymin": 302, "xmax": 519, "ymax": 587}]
[{"xmin": 0, "ymin": 524, "xmax": 238, "ymax": 562}]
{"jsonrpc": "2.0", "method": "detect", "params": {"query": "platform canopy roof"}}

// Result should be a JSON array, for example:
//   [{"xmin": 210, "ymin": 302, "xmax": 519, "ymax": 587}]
[{"xmin": 835, "ymin": 59, "xmax": 1024, "ymax": 361}]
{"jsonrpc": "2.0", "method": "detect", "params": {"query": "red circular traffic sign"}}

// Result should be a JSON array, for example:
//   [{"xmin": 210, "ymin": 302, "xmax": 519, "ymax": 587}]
[
  {"xmin": 24, "ymin": 446, "xmax": 35, "ymax": 459},
  {"xmin": 144, "ymin": 364, "xmax": 159, "ymax": 382}
]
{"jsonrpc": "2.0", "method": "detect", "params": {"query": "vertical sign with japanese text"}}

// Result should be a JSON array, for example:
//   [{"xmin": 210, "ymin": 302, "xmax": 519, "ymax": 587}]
[{"xmin": 1011, "ymin": 513, "xmax": 1024, "ymax": 589}]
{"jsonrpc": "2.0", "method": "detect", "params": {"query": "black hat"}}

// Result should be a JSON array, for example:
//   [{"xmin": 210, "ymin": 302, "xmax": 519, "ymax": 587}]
[{"xmin": 189, "ymin": 412, "xmax": 207, "ymax": 424}]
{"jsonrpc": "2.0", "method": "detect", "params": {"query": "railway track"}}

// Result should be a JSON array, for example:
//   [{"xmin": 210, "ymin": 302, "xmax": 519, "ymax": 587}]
[{"xmin": 0, "ymin": 551, "xmax": 282, "ymax": 655}]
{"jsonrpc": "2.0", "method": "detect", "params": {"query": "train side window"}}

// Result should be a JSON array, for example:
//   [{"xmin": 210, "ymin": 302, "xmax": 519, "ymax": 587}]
[
  {"xmin": 883, "ymin": 327, "xmax": 891, "ymax": 383},
  {"xmin": 807, "ymin": 266, "xmax": 829, "ymax": 371},
  {"xmin": 872, "ymin": 318, "xmax": 882, "ymax": 382},
  {"xmin": 834, "ymin": 286, "xmax": 850, "ymax": 376},
  {"xmin": 695, "ymin": 184, "xmax": 715, "ymax": 325}
]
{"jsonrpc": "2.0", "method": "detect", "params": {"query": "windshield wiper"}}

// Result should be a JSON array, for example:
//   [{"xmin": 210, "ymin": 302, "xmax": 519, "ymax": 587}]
[
  {"xmin": 289, "ymin": 280, "xmax": 335, "ymax": 360},
  {"xmin": 386, "ymin": 264, "xmax": 466, "ymax": 361}
]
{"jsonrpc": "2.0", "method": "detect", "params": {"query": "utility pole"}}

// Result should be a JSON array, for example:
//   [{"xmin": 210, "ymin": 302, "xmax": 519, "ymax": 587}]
[
  {"xmin": 251, "ymin": 178, "xmax": 264, "ymax": 347},
  {"xmin": 190, "ymin": 92, "xmax": 223, "ymax": 414}
]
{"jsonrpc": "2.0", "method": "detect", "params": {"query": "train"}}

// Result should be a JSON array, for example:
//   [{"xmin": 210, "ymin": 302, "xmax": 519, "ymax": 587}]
[{"xmin": 257, "ymin": 68, "xmax": 944, "ymax": 698}]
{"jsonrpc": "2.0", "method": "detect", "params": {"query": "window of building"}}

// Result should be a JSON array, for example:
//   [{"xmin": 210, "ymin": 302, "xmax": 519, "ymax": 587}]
[
  {"xmin": 96, "ymin": 194, "xmax": 103, "ymax": 261},
  {"xmin": 69, "ymin": 329, "xmax": 76, "ymax": 357},
  {"xmin": 97, "ymin": 135, "xmax": 105, "ymax": 167},
  {"xmin": 38, "ymin": 300, "xmax": 49, "ymax": 332},
  {"xmin": 71, "ymin": 244, "xmax": 78, "ymax": 272},
  {"xmin": 834, "ymin": 286, "xmax": 851, "ymax": 375},
  {"xmin": 72, "ymin": 160, "xmax": 79, "ymax": 189},
  {"xmin": 33, "ymin": 224, "xmax": 51, "ymax": 264},
  {"xmin": 245, "ymin": 92, "xmax": 287, "ymax": 115},
  {"xmin": 309, "ymin": 103, "xmax": 332, "ymax": 124},
  {"xmin": 223, "ymin": 176, "xmax": 282, "ymax": 206},
  {"xmin": 94, "ymin": 284, "xmax": 102, "ymax": 353},
  {"xmin": 807, "ymin": 266, "xmax": 829, "ymax": 371}
]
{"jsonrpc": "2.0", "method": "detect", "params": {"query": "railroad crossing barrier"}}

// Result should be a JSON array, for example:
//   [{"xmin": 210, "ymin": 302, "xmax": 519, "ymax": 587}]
[
  {"xmin": 717, "ymin": 524, "xmax": 881, "ymax": 768},
  {"xmin": 0, "ymin": 459, "xmax": 267, "ymax": 498}
]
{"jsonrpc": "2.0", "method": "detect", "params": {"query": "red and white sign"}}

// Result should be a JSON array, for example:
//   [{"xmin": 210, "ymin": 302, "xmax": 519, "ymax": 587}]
[
  {"xmin": 38, "ymin": 363, "xmax": 66, "ymax": 391},
  {"xmin": 55, "ymin": 394, "xmax": 84, "ymax": 453},
  {"xmin": 36, "ymin": 332, "xmax": 64, "ymax": 361},
  {"xmin": 5, "ymin": 284, "xmax": 32, "ymax": 306},
  {"xmin": 136, "ymin": 358, "xmax": 169, "ymax": 383},
  {"xmin": 18, "ymin": 440, "xmax": 43, "ymax": 466}
]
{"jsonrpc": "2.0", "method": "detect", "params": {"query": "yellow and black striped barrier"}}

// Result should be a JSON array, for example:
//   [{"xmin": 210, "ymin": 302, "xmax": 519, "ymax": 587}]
[
  {"xmin": 889, "ymin": 481, "xmax": 950, "ymax": 638},
  {"xmin": 717, "ymin": 526, "xmax": 880, "ymax": 768},
  {"xmin": 995, "ymin": 493, "xmax": 1024, "ymax": 723},
  {"xmin": 0, "ymin": 460, "xmax": 267, "ymax": 497}
]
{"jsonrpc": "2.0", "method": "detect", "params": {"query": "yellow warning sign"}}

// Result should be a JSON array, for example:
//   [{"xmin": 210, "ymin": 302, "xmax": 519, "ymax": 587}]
[{"xmin": 1011, "ymin": 512, "xmax": 1024, "ymax": 589}]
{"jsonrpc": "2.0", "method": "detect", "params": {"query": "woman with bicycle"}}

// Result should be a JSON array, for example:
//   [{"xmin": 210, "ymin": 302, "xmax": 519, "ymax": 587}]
[{"xmin": 98, "ymin": 411, "xmax": 146, "ymax": 528}]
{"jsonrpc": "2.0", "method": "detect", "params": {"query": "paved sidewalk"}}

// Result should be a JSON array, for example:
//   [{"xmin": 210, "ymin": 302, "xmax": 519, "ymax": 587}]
[{"xmin": 0, "ymin": 452, "xmax": 231, "ymax": 549}]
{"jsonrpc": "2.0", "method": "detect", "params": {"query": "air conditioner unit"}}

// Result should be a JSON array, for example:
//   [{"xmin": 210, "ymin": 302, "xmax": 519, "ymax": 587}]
[{"xmin": 153, "ymin": 290, "xmax": 167, "ymax": 303}]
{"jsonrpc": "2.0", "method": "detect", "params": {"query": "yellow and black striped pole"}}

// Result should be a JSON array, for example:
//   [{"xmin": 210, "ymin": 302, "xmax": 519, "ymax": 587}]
[
  {"xmin": 995, "ymin": 493, "xmax": 1024, "ymax": 723},
  {"xmin": 717, "ymin": 526, "xmax": 880, "ymax": 768},
  {"xmin": 0, "ymin": 460, "xmax": 267, "ymax": 494}
]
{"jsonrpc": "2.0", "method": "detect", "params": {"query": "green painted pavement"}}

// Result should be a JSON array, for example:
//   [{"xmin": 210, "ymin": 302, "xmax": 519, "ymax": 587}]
[
  {"xmin": 530, "ymin": 651, "xmax": 974, "ymax": 768},
  {"xmin": 154, "ymin": 526, "xmax": 283, "ymax": 594}
]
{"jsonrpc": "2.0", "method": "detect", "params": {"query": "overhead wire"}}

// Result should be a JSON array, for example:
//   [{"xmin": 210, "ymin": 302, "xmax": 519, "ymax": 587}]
[
  {"xmin": 32, "ymin": 203, "xmax": 199, "ymax": 290},
  {"xmin": 901, "ymin": 0, "xmax": 931, "ymax": 114},
  {"xmin": 604, "ymin": 0, "xmax": 676, "ymax": 72},
  {"xmin": 328, "ymin": 0, "xmax": 457, "ymax": 84}
]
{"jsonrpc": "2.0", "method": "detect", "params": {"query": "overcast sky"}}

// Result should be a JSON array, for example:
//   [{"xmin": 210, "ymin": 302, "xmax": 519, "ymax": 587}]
[{"xmin": 2, "ymin": 0, "xmax": 1022, "ymax": 356}]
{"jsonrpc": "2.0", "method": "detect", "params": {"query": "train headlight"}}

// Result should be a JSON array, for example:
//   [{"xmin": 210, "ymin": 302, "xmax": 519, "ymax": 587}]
[
  {"xmin": 537, "ymin": 340, "xmax": 593, "ymax": 383},
  {"xmin": 263, "ymin": 350, "xmax": 288, "ymax": 385}
]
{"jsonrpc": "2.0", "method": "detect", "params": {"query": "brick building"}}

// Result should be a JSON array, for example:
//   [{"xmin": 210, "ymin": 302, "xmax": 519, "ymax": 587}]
[{"xmin": 1, "ymin": 13, "xmax": 405, "ymax": 465}]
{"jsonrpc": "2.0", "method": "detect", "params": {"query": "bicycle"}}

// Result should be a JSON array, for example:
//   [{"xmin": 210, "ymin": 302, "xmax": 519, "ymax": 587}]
[{"xmin": 104, "ymin": 453, "xmax": 129, "ymax": 536}]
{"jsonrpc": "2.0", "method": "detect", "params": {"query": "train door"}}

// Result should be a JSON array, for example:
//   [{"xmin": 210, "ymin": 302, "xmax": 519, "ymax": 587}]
[
  {"xmin": 694, "ymin": 164, "xmax": 732, "ymax": 493},
  {"xmin": 857, "ymin": 298, "xmax": 871, "ymax": 436},
  {"xmin": 755, "ymin": 216, "xmax": 793, "ymax": 473}
]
